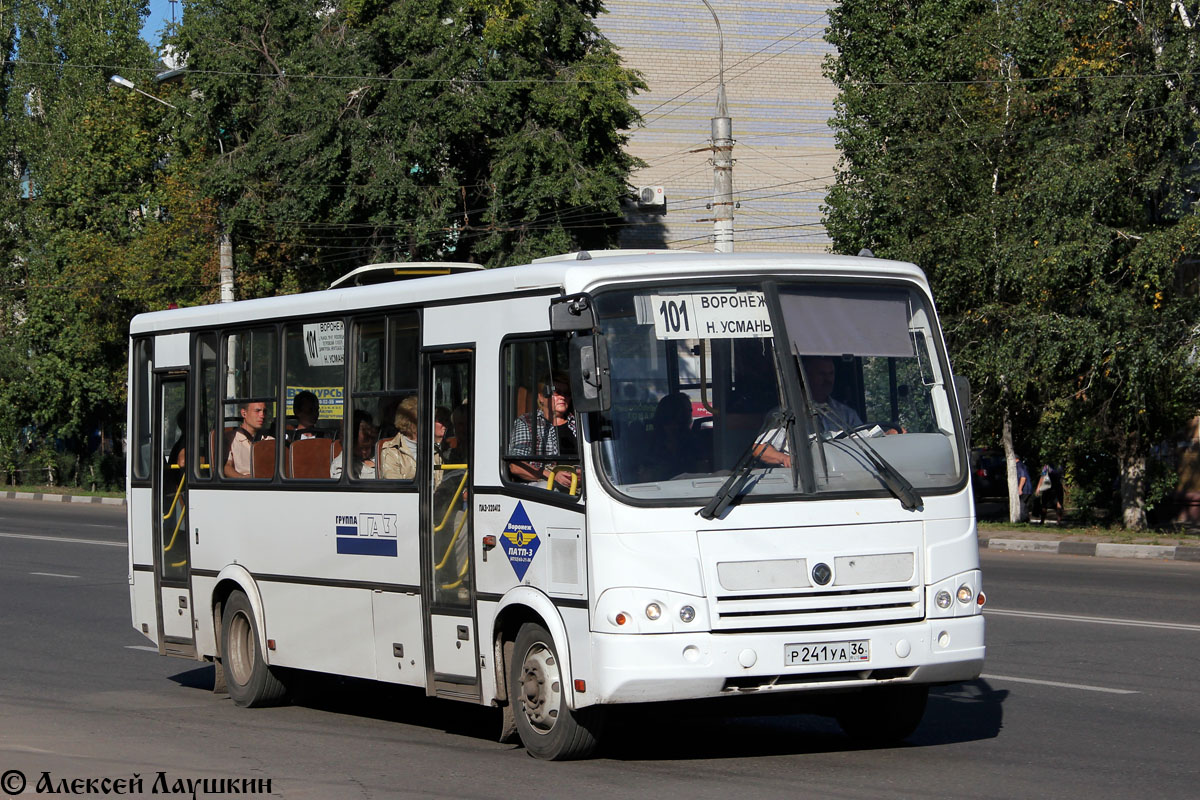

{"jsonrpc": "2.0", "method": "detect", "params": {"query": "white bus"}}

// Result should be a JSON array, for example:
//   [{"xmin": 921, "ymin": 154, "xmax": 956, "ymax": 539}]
[{"xmin": 127, "ymin": 252, "xmax": 984, "ymax": 760}]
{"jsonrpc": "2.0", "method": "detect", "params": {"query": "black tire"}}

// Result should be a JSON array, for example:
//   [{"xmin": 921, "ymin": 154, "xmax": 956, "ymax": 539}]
[
  {"xmin": 509, "ymin": 622, "xmax": 604, "ymax": 760},
  {"xmin": 220, "ymin": 590, "xmax": 288, "ymax": 708},
  {"xmin": 834, "ymin": 684, "xmax": 929, "ymax": 745}
]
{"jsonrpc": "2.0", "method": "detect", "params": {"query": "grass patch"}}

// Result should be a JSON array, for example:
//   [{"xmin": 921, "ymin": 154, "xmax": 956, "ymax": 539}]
[{"xmin": 977, "ymin": 520, "xmax": 1200, "ymax": 544}]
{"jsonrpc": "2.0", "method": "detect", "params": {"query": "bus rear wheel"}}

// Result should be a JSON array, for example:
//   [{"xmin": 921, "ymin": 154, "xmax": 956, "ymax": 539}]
[
  {"xmin": 220, "ymin": 591, "xmax": 288, "ymax": 708},
  {"xmin": 834, "ymin": 684, "xmax": 928, "ymax": 745},
  {"xmin": 509, "ymin": 622, "xmax": 603, "ymax": 760}
]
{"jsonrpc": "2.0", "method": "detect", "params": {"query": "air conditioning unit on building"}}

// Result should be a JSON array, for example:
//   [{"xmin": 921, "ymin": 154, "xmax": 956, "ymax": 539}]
[{"xmin": 636, "ymin": 185, "xmax": 666, "ymax": 209}]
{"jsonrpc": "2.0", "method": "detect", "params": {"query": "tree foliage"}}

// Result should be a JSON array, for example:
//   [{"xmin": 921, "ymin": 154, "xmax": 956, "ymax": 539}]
[
  {"xmin": 824, "ymin": 0, "xmax": 1200, "ymax": 527},
  {"xmin": 1, "ymin": 1, "xmax": 214, "ymax": 474},
  {"xmin": 170, "ymin": 0, "xmax": 645, "ymax": 292}
]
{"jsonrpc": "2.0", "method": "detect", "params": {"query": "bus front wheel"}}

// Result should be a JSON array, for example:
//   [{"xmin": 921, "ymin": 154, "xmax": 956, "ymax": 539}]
[
  {"xmin": 834, "ymin": 684, "xmax": 928, "ymax": 745},
  {"xmin": 220, "ymin": 591, "xmax": 288, "ymax": 708},
  {"xmin": 509, "ymin": 622, "xmax": 603, "ymax": 760}
]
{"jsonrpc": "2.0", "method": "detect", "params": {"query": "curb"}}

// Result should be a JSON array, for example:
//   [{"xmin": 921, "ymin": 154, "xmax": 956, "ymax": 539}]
[
  {"xmin": 982, "ymin": 537, "xmax": 1200, "ymax": 562},
  {"xmin": 2, "ymin": 490, "xmax": 125, "ymax": 507}
]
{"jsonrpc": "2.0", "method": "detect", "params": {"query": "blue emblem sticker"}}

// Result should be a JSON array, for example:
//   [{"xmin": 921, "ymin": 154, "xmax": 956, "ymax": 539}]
[
  {"xmin": 501, "ymin": 502, "xmax": 540, "ymax": 580},
  {"xmin": 335, "ymin": 513, "xmax": 398, "ymax": 556}
]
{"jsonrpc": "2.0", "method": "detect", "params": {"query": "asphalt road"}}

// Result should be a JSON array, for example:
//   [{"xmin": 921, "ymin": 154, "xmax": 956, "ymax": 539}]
[{"xmin": 0, "ymin": 499, "xmax": 1197, "ymax": 799}]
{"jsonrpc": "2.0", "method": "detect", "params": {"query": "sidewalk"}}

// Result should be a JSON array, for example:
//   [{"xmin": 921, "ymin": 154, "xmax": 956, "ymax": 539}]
[
  {"xmin": 2, "ymin": 489, "xmax": 125, "ymax": 506},
  {"xmin": 979, "ymin": 522, "xmax": 1200, "ymax": 562}
]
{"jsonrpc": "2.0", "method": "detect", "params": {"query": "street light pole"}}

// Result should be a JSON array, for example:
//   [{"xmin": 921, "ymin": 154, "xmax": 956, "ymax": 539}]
[
  {"xmin": 701, "ymin": 0, "xmax": 734, "ymax": 253},
  {"xmin": 109, "ymin": 74, "xmax": 235, "ymax": 304}
]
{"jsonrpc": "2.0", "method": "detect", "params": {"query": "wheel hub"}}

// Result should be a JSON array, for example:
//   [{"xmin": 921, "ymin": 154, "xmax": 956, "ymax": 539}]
[{"xmin": 519, "ymin": 644, "xmax": 561, "ymax": 734}]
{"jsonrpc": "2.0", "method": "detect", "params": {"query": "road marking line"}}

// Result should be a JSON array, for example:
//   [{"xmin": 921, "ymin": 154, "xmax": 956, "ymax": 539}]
[
  {"xmin": 985, "ymin": 607, "xmax": 1200, "ymax": 632},
  {"xmin": 29, "ymin": 572, "xmax": 78, "ymax": 579},
  {"xmin": 0, "ymin": 531, "xmax": 123, "ymax": 548},
  {"xmin": 125, "ymin": 645, "xmax": 159, "ymax": 652},
  {"xmin": 981, "ymin": 673, "xmax": 1139, "ymax": 695}
]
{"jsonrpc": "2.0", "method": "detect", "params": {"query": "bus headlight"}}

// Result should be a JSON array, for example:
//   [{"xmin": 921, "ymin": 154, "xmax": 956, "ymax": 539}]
[
  {"xmin": 679, "ymin": 605, "xmax": 696, "ymax": 623},
  {"xmin": 645, "ymin": 603, "xmax": 662, "ymax": 621},
  {"xmin": 957, "ymin": 584, "xmax": 974, "ymax": 604},
  {"xmin": 935, "ymin": 590, "xmax": 953, "ymax": 609}
]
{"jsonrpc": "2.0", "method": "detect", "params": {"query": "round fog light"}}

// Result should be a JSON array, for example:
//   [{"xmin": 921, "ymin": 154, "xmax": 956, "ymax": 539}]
[
  {"xmin": 679, "ymin": 605, "xmax": 696, "ymax": 623},
  {"xmin": 936, "ymin": 590, "xmax": 952, "ymax": 609},
  {"xmin": 645, "ymin": 603, "xmax": 662, "ymax": 621},
  {"xmin": 957, "ymin": 584, "xmax": 974, "ymax": 604}
]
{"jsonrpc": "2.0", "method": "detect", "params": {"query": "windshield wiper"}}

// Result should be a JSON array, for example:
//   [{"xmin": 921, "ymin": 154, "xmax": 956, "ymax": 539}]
[
  {"xmin": 697, "ymin": 410, "xmax": 793, "ymax": 520},
  {"xmin": 814, "ymin": 405, "xmax": 922, "ymax": 511}
]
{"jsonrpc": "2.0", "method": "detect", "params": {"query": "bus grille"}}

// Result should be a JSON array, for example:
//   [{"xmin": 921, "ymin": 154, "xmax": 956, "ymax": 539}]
[{"xmin": 711, "ymin": 585, "xmax": 923, "ymax": 631}]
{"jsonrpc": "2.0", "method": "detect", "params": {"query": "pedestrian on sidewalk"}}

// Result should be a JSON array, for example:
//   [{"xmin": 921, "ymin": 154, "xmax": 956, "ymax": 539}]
[{"xmin": 1015, "ymin": 456, "xmax": 1032, "ymax": 522}]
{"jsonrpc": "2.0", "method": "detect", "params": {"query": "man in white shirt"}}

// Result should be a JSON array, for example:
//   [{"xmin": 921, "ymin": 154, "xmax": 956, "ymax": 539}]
[
  {"xmin": 224, "ymin": 401, "xmax": 271, "ymax": 478},
  {"xmin": 757, "ymin": 356, "xmax": 863, "ymax": 468}
]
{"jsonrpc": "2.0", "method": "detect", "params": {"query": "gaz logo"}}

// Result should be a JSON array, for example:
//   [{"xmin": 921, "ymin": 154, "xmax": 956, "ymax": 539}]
[
  {"xmin": 335, "ymin": 513, "xmax": 398, "ymax": 557},
  {"xmin": 500, "ymin": 502, "xmax": 540, "ymax": 580}
]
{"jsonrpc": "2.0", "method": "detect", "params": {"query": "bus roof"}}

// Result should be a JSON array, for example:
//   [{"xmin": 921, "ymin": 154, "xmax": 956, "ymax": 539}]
[{"xmin": 129, "ymin": 252, "xmax": 931, "ymax": 335}]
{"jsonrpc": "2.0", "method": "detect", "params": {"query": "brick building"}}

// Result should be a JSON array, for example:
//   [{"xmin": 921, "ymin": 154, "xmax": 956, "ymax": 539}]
[{"xmin": 598, "ymin": 0, "xmax": 838, "ymax": 252}]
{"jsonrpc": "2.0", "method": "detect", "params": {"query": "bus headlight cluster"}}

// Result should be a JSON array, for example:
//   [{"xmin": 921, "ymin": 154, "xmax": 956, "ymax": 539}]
[
  {"xmin": 596, "ymin": 588, "xmax": 706, "ymax": 632},
  {"xmin": 929, "ymin": 570, "xmax": 984, "ymax": 617}
]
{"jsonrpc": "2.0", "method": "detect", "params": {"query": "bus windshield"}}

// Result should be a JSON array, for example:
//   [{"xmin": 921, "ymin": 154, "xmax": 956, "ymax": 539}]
[{"xmin": 592, "ymin": 280, "xmax": 966, "ymax": 505}]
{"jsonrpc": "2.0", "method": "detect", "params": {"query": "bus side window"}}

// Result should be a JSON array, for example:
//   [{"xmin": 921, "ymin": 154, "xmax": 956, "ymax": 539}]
[
  {"xmin": 195, "ymin": 334, "xmax": 219, "ymax": 480},
  {"xmin": 222, "ymin": 328, "xmax": 278, "ymax": 480},
  {"xmin": 345, "ymin": 311, "xmax": 418, "ymax": 482},
  {"xmin": 501, "ymin": 337, "xmax": 581, "ymax": 495},
  {"xmin": 282, "ymin": 320, "xmax": 345, "ymax": 480}
]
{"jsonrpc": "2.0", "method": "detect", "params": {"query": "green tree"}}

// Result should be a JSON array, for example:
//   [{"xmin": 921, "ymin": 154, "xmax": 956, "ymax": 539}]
[
  {"xmin": 170, "ymin": 0, "xmax": 644, "ymax": 291},
  {"xmin": 824, "ymin": 0, "xmax": 1200, "ymax": 528},
  {"xmin": 2, "ymin": 1, "xmax": 215, "ymax": 474}
]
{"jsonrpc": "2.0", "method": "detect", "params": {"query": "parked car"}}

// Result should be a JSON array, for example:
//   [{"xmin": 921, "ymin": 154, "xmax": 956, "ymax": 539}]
[{"xmin": 970, "ymin": 448, "xmax": 1008, "ymax": 501}]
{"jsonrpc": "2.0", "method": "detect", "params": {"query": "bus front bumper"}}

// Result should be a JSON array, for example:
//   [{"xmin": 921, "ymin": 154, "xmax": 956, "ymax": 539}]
[{"xmin": 581, "ymin": 615, "xmax": 984, "ymax": 706}]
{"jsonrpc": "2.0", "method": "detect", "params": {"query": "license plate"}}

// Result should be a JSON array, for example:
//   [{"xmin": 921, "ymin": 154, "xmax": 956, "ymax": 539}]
[{"xmin": 785, "ymin": 640, "xmax": 870, "ymax": 666}]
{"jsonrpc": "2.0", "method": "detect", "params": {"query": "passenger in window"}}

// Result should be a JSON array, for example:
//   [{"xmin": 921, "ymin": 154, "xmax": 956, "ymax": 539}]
[
  {"xmin": 287, "ymin": 391, "xmax": 328, "ymax": 442},
  {"xmin": 446, "ymin": 402, "xmax": 471, "ymax": 465},
  {"xmin": 434, "ymin": 406, "xmax": 452, "ymax": 457},
  {"xmin": 380, "ymin": 396, "xmax": 442, "ymax": 483},
  {"xmin": 757, "ymin": 356, "xmax": 864, "ymax": 468},
  {"xmin": 331, "ymin": 410, "xmax": 378, "ymax": 479},
  {"xmin": 637, "ymin": 392, "xmax": 701, "ymax": 482},
  {"xmin": 508, "ymin": 374, "xmax": 579, "ymax": 489},
  {"xmin": 168, "ymin": 408, "xmax": 187, "ymax": 468},
  {"xmin": 224, "ymin": 401, "xmax": 272, "ymax": 478}
]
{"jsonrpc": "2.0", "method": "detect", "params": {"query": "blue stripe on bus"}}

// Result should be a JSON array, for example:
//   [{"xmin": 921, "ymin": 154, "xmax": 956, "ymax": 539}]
[
  {"xmin": 336, "ymin": 537, "xmax": 397, "ymax": 557},
  {"xmin": 335, "ymin": 525, "xmax": 357, "ymax": 537}
]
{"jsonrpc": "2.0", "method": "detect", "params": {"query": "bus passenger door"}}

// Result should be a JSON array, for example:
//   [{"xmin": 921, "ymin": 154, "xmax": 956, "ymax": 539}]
[
  {"xmin": 154, "ymin": 373, "xmax": 195, "ymax": 654},
  {"xmin": 423, "ymin": 352, "xmax": 479, "ymax": 694}
]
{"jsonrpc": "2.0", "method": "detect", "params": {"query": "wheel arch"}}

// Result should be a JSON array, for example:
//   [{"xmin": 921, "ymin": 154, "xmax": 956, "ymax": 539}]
[
  {"xmin": 210, "ymin": 565, "xmax": 268, "ymax": 662},
  {"xmin": 492, "ymin": 587, "xmax": 577, "ymax": 710}
]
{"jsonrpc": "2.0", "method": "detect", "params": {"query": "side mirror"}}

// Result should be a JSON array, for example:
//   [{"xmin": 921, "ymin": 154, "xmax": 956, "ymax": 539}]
[
  {"xmin": 570, "ymin": 334, "xmax": 610, "ymax": 413},
  {"xmin": 549, "ymin": 293, "xmax": 596, "ymax": 332},
  {"xmin": 953, "ymin": 374, "xmax": 971, "ymax": 445}
]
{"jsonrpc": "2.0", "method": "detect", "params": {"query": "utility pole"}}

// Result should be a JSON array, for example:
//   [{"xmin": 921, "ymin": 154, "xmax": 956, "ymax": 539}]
[
  {"xmin": 702, "ymin": 0, "xmax": 734, "ymax": 253},
  {"xmin": 218, "ymin": 224, "xmax": 234, "ymax": 303}
]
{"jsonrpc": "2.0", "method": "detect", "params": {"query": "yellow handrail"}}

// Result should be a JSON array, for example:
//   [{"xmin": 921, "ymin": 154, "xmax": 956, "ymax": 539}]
[
  {"xmin": 162, "ymin": 465, "xmax": 184, "ymax": 520},
  {"xmin": 433, "ymin": 466, "xmax": 469, "ymax": 533},
  {"xmin": 544, "ymin": 465, "xmax": 579, "ymax": 496}
]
